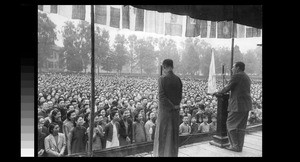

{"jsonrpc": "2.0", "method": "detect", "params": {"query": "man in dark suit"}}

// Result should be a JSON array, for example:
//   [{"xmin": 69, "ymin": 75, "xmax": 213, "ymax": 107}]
[
  {"xmin": 214, "ymin": 61, "xmax": 252, "ymax": 152},
  {"xmin": 153, "ymin": 59, "xmax": 183, "ymax": 157},
  {"xmin": 118, "ymin": 109, "xmax": 133, "ymax": 146}
]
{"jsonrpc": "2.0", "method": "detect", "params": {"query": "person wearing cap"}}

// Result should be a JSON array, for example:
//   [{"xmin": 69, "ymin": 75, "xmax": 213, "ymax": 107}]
[
  {"xmin": 153, "ymin": 59, "xmax": 183, "ymax": 157},
  {"xmin": 213, "ymin": 62, "xmax": 252, "ymax": 152}
]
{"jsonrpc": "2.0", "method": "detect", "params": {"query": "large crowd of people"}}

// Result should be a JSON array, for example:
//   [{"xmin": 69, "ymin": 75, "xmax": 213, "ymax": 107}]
[{"xmin": 37, "ymin": 72, "xmax": 262, "ymax": 157}]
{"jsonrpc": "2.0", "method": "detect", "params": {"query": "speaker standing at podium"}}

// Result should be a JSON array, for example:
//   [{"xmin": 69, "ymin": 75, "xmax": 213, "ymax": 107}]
[
  {"xmin": 153, "ymin": 59, "xmax": 182, "ymax": 157},
  {"xmin": 214, "ymin": 62, "xmax": 252, "ymax": 152}
]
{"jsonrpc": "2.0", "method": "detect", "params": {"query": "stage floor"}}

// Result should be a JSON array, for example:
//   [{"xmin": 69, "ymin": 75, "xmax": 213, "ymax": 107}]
[{"xmin": 128, "ymin": 131, "xmax": 262, "ymax": 157}]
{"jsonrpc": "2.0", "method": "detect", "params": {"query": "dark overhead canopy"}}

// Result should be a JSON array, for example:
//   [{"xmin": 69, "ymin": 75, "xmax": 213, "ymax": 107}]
[{"xmin": 131, "ymin": 5, "xmax": 262, "ymax": 29}]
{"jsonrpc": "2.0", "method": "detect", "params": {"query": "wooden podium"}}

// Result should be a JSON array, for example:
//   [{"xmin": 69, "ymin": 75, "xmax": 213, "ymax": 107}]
[{"xmin": 209, "ymin": 93, "xmax": 230, "ymax": 148}]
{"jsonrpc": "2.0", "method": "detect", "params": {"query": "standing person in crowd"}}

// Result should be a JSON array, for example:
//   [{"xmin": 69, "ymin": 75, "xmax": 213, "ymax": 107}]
[
  {"xmin": 214, "ymin": 62, "xmax": 252, "ymax": 152},
  {"xmin": 100, "ymin": 109, "xmax": 108, "ymax": 125},
  {"xmin": 38, "ymin": 102, "xmax": 49, "ymax": 118},
  {"xmin": 44, "ymin": 122, "xmax": 66, "ymax": 157},
  {"xmin": 132, "ymin": 113, "xmax": 146, "ymax": 143},
  {"xmin": 209, "ymin": 114, "xmax": 217, "ymax": 132},
  {"xmin": 38, "ymin": 117, "xmax": 47, "ymax": 157},
  {"xmin": 118, "ymin": 109, "xmax": 133, "ymax": 146},
  {"xmin": 68, "ymin": 115, "xmax": 88, "ymax": 155},
  {"xmin": 87, "ymin": 116, "xmax": 104, "ymax": 151},
  {"xmin": 153, "ymin": 59, "xmax": 183, "ymax": 157},
  {"xmin": 139, "ymin": 109, "xmax": 147, "ymax": 124},
  {"xmin": 38, "ymin": 116, "xmax": 49, "ymax": 136},
  {"xmin": 104, "ymin": 111, "xmax": 120, "ymax": 148},
  {"xmin": 57, "ymin": 100, "xmax": 67, "ymax": 122},
  {"xmin": 44, "ymin": 108, "xmax": 63, "ymax": 133},
  {"xmin": 63, "ymin": 110, "xmax": 76, "ymax": 155},
  {"xmin": 145, "ymin": 112, "xmax": 155, "ymax": 141},
  {"xmin": 83, "ymin": 112, "xmax": 90, "ymax": 129},
  {"xmin": 97, "ymin": 115, "xmax": 107, "ymax": 149},
  {"xmin": 190, "ymin": 116, "xmax": 199, "ymax": 134},
  {"xmin": 196, "ymin": 104, "xmax": 205, "ymax": 124},
  {"xmin": 198, "ymin": 115, "xmax": 210, "ymax": 133},
  {"xmin": 179, "ymin": 116, "xmax": 191, "ymax": 135}
]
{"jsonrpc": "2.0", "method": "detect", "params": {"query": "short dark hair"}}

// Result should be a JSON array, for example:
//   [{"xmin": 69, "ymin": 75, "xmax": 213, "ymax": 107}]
[
  {"xmin": 66, "ymin": 110, "xmax": 75, "ymax": 121},
  {"xmin": 51, "ymin": 108, "xmax": 60, "ymax": 122},
  {"xmin": 110, "ymin": 110, "xmax": 118, "ymax": 120},
  {"xmin": 48, "ymin": 122, "xmax": 58, "ymax": 134},
  {"xmin": 202, "ymin": 114, "xmax": 208, "ymax": 119},
  {"xmin": 234, "ymin": 61, "xmax": 245, "ymax": 71},
  {"xmin": 162, "ymin": 59, "xmax": 173, "ymax": 68},
  {"xmin": 73, "ymin": 114, "xmax": 84, "ymax": 127}
]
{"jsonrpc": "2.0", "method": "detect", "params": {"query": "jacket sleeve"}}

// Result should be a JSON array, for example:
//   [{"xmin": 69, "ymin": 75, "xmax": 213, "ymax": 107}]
[
  {"xmin": 63, "ymin": 123, "xmax": 68, "ymax": 142},
  {"xmin": 59, "ymin": 134, "xmax": 66, "ymax": 155},
  {"xmin": 68, "ymin": 128, "xmax": 73, "ymax": 154},
  {"xmin": 144, "ymin": 122, "xmax": 150, "ymax": 141},
  {"xmin": 220, "ymin": 74, "xmax": 239, "ymax": 94},
  {"xmin": 143, "ymin": 122, "xmax": 147, "ymax": 140},
  {"xmin": 44, "ymin": 136, "xmax": 59, "ymax": 157},
  {"xmin": 132, "ymin": 122, "xmax": 136, "ymax": 142},
  {"xmin": 104, "ymin": 124, "xmax": 109, "ymax": 141},
  {"xmin": 158, "ymin": 77, "xmax": 174, "ymax": 109},
  {"xmin": 179, "ymin": 125, "xmax": 182, "ymax": 135}
]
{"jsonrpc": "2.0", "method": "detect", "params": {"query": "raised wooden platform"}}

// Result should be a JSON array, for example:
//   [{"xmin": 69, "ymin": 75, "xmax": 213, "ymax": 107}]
[
  {"xmin": 129, "ymin": 130, "xmax": 262, "ymax": 157},
  {"xmin": 68, "ymin": 124, "xmax": 262, "ymax": 157}
]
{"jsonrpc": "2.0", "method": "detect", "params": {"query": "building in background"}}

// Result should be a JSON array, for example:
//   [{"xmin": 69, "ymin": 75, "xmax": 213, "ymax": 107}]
[{"xmin": 44, "ymin": 45, "xmax": 64, "ymax": 72}]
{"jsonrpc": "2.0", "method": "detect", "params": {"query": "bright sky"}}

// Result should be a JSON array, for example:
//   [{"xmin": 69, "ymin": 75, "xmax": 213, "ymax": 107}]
[{"xmin": 44, "ymin": 8, "xmax": 262, "ymax": 54}]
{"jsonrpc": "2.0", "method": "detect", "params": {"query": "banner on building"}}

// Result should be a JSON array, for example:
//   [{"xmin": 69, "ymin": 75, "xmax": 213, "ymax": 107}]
[
  {"xmin": 185, "ymin": 16, "xmax": 200, "ymax": 37},
  {"xmin": 72, "ymin": 5, "xmax": 86, "ymax": 20},
  {"xmin": 122, "ymin": 5, "xmax": 130, "ymax": 29},
  {"xmin": 95, "ymin": 5, "xmax": 107, "ymax": 25},
  {"xmin": 135, "ymin": 8, "xmax": 144, "ymax": 31},
  {"xmin": 217, "ymin": 21, "xmax": 232, "ymax": 38},
  {"xmin": 165, "ymin": 13, "xmax": 183, "ymax": 36}
]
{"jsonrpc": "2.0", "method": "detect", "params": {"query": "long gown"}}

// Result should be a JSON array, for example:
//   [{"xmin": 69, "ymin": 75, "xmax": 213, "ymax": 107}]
[
  {"xmin": 153, "ymin": 71, "xmax": 182, "ymax": 157},
  {"xmin": 70, "ymin": 126, "xmax": 87, "ymax": 154}
]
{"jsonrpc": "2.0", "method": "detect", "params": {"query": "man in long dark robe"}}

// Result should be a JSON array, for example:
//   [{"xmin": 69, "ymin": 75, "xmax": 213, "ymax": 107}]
[
  {"xmin": 153, "ymin": 59, "xmax": 182, "ymax": 157},
  {"xmin": 214, "ymin": 61, "xmax": 252, "ymax": 152}
]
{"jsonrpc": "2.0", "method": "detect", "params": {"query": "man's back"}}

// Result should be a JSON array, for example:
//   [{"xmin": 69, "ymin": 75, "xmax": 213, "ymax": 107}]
[
  {"xmin": 160, "ymin": 71, "xmax": 182, "ymax": 106},
  {"xmin": 223, "ymin": 71, "xmax": 252, "ymax": 112}
]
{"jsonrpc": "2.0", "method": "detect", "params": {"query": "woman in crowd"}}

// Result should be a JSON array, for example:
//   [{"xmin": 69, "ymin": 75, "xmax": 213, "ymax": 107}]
[
  {"xmin": 63, "ymin": 110, "xmax": 76, "ymax": 155},
  {"xmin": 132, "ymin": 113, "xmax": 146, "ymax": 143},
  {"xmin": 68, "ymin": 115, "xmax": 88, "ymax": 155},
  {"xmin": 44, "ymin": 122, "xmax": 66, "ymax": 157},
  {"xmin": 44, "ymin": 108, "xmax": 63, "ymax": 133},
  {"xmin": 87, "ymin": 116, "xmax": 104, "ymax": 151},
  {"xmin": 104, "ymin": 110, "xmax": 120, "ymax": 148},
  {"xmin": 144, "ymin": 112, "xmax": 155, "ymax": 141}
]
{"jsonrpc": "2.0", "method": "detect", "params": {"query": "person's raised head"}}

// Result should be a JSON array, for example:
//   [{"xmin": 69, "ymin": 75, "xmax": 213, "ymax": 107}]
[
  {"xmin": 48, "ymin": 122, "xmax": 59, "ymax": 135},
  {"xmin": 162, "ymin": 59, "xmax": 173, "ymax": 69},
  {"xmin": 66, "ymin": 110, "xmax": 76, "ymax": 121},
  {"xmin": 234, "ymin": 61, "xmax": 245, "ymax": 72}
]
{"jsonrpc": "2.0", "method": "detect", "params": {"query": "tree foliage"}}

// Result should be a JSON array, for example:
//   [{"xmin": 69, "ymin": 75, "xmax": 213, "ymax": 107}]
[
  {"xmin": 127, "ymin": 34, "xmax": 138, "ymax": 73},
  {"xmin": 95, "ymin": 27, "xmax": 110, "ymax": 73},
  {"xmin": 38, "ymin": 11, "xmax": 57, "ymax": 70},
  {"xmin": 61, "ymin": 21, "xmax": 91, "ymax": 72},
  {"xmin": 112, "ymin": 34, "xmax": 128, "ymax": 73},
  {"xmin": 134, "ymin": 37, "xmax": 157, "ymax": 74}
]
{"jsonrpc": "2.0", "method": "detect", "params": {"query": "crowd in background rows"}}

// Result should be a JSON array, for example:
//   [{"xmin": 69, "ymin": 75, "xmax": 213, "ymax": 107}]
[{"xmin": 37, "ymin": 73, "xmax": 262, "ymax": 157}]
